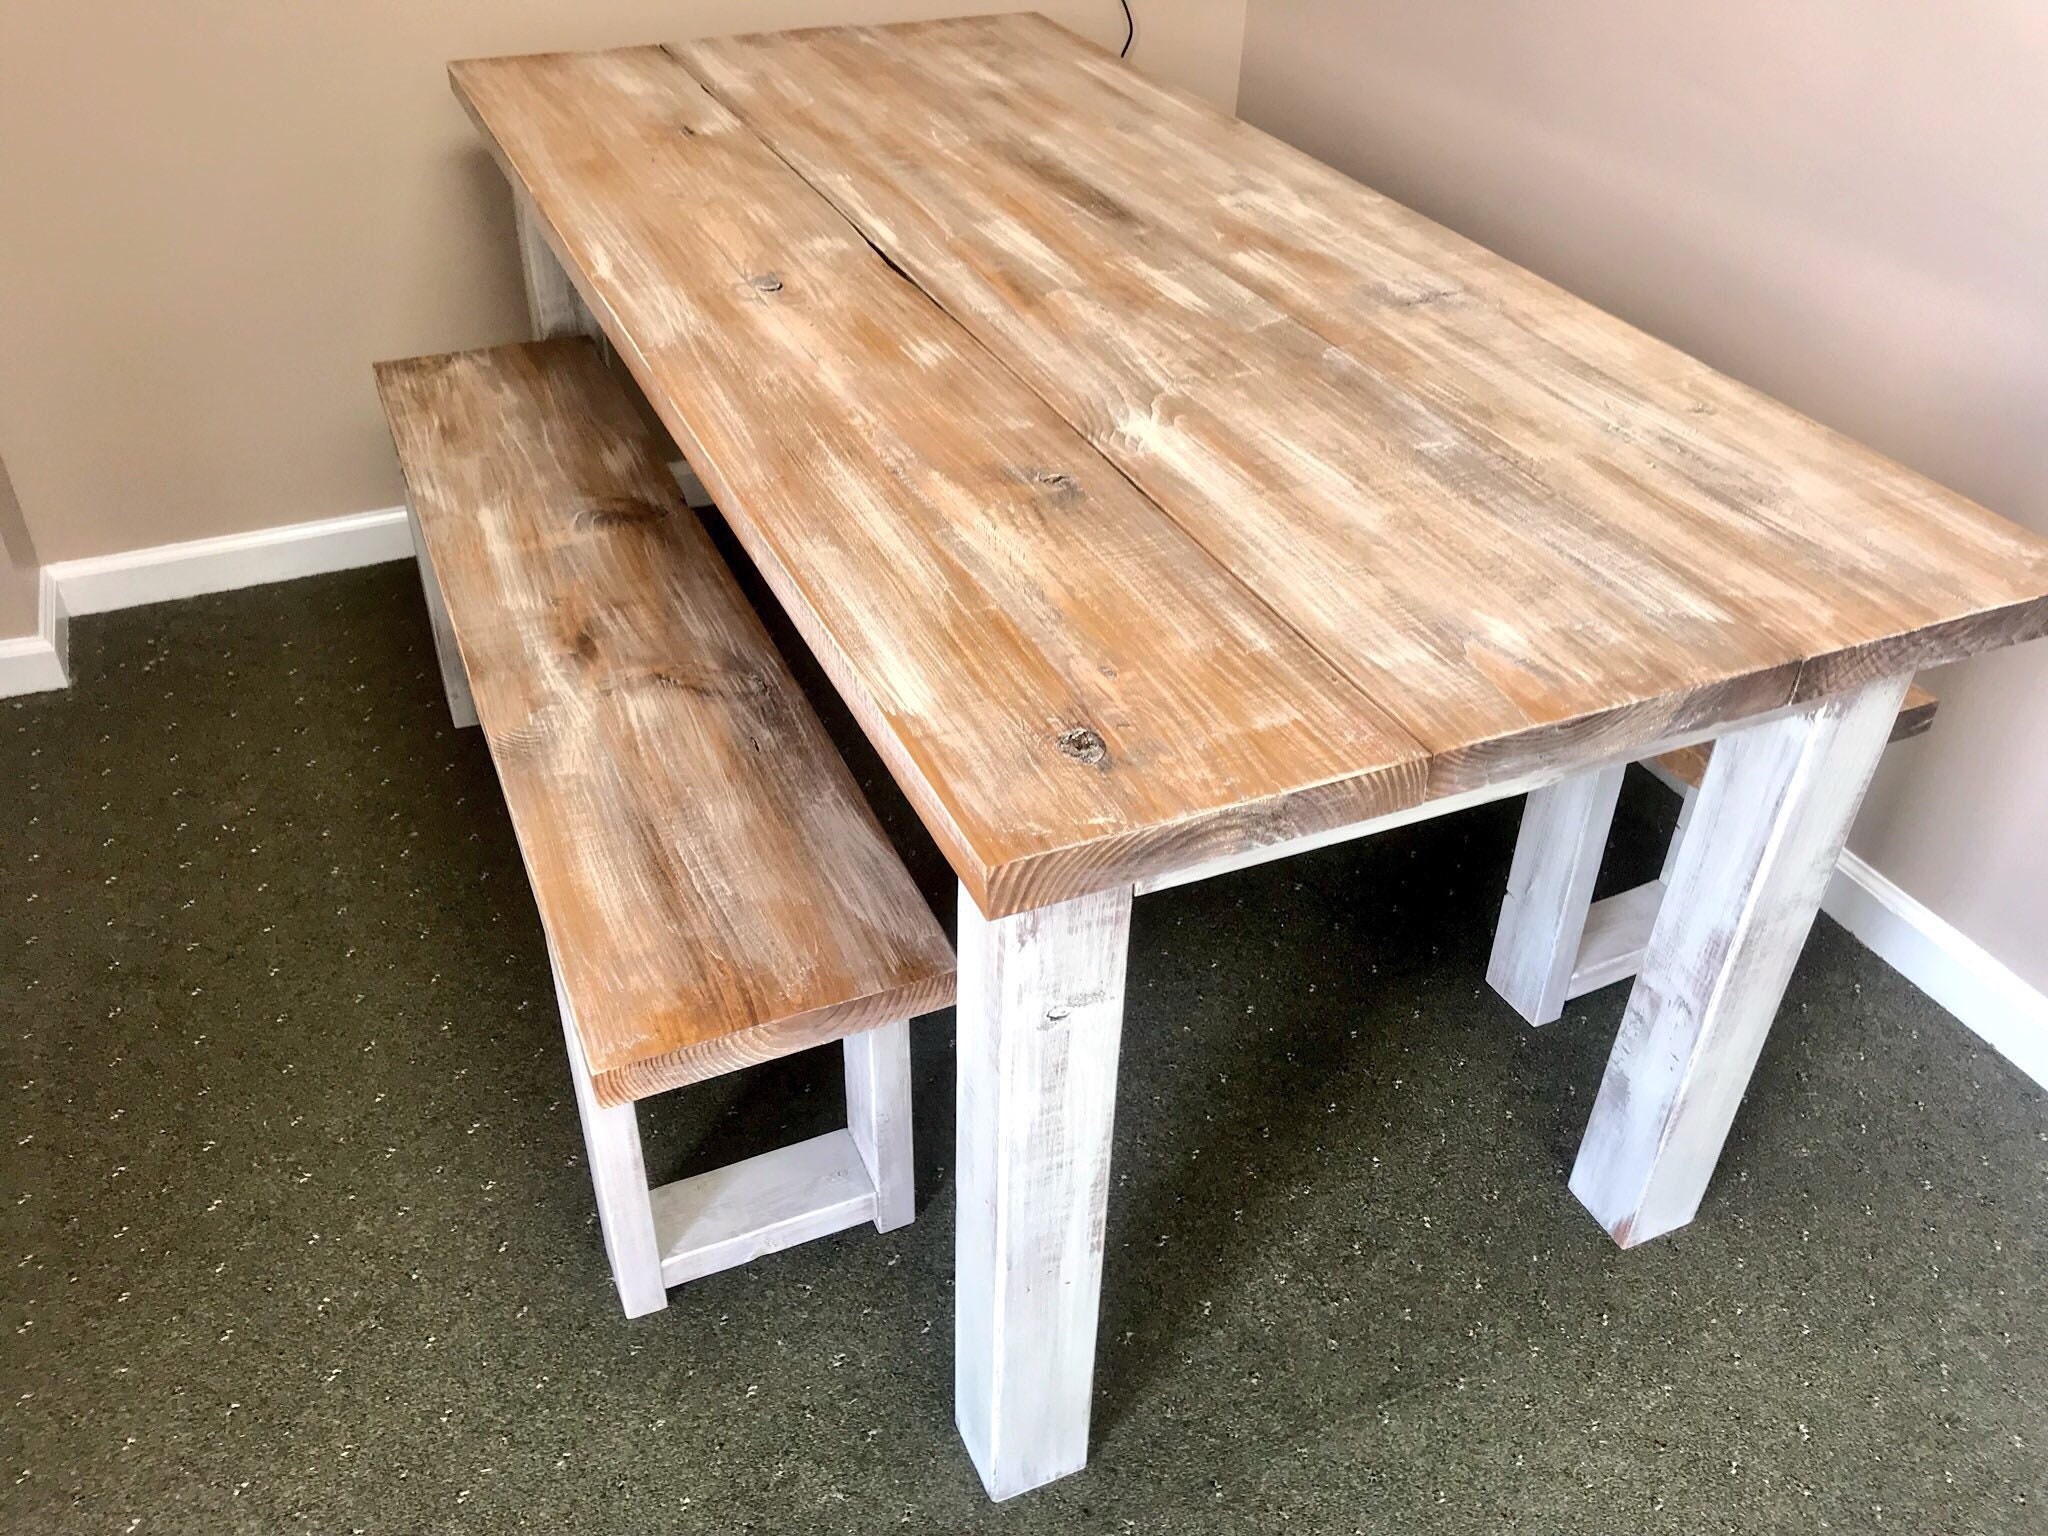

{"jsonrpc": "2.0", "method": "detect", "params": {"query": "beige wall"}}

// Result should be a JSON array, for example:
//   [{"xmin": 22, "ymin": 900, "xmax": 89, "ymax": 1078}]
[
  {"xmin": 1240, "ymin": 0, "xmax": 2048, "ymax": 990},
  {"xmin": 0, "ymin": 2, "xmax": 1246, "ymax": 567}
]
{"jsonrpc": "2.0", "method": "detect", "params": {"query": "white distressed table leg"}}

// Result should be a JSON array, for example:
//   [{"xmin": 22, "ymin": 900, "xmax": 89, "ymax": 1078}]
[
  {"xmin": 552, "ymin": 954, "xmax": 666, "ymax": 1317},
  {"xmin": 1488, "ymin": 763, "xmax": 1625, "ymax": 1025},
  {"xmin": 515, "ymin": 190, "xmax": 599, "ymax": 341},
  {"xmin": 405, "ymin": 504, "xmax": 477, "ymax": 729},
  {"xmin": 843, "ymin": 1018, "xmax": 915, "ymax": 1232},
  {"xmin": 1571, "ymin": 674, "xmax": 1912, "ymax": 1247},
  {"xmin": 955, "ymin": 882, "xmax": 1133, "ymax": 1501}
]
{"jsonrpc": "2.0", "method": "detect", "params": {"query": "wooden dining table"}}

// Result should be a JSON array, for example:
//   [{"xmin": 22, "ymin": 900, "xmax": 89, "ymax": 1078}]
[{"xmin": 446, "ymin": 14, "xmax": 2048, "ymax": 1500}]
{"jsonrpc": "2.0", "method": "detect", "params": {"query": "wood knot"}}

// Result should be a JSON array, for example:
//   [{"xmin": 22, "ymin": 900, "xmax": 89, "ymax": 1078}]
[
  {"xmin": 1024, "ymin": 466, "xmax": 1082, "ymax": 502},
  {"xmin": 598, "ymin": 667, "xmax": 770, "ymax": 701},
  {"xmin": 572, "ymin": 497, "xmax": 666, "ymax": 530},
  {"xmin": 595, "ymin": 666, "xmax": 689, "ymax": 696},
  {"xmin": 1056, "ymin": 725, "xmax": 1107, "ymax": 765},
  {"xmin": 750, "ymin": 273, "xmax": 784, "ymax": 294}
]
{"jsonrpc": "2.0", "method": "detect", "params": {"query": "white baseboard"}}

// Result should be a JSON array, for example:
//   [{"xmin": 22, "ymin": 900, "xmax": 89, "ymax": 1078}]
[
  {"xmin": 0, "ymin": 567, "xmax": 70, "ymax": 698},
  {"xmin": 48, "ymin": 506, "xmax": 412, "ymax": 617},
  {"xmin": 1823, "ymin": 852, "xmax": 2048, "ymax": 1089}
]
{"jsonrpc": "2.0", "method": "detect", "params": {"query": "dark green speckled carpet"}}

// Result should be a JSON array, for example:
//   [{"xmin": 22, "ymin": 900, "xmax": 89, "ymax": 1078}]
[{"xmin": 4, "ymin": 550, "xmax": 2042, "ymax": 1534}]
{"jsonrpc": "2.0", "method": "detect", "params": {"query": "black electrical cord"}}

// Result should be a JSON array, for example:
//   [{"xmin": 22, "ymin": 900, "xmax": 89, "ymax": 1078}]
[{"xmin": 1119, "ymin": 0, "xmax": 1134, "ymax": 57}]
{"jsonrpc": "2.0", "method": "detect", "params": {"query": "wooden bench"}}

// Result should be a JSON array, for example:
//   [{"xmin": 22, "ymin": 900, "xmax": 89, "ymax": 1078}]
[
  {"xmin": 1490, "ymin": 686, "xmax": 1939, "ymax": 1026},
  {"xmin": 372, "ymin": 338, "xmax": 956, "ymax": 1316}
]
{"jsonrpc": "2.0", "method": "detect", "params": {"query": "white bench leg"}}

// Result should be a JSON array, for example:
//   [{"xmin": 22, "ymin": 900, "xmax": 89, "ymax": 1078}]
[
  {"xmin": 552, "ymin": 972, "xmax": 919, "ymax": 1313},
  {"xmin": 955, "ymin": 882, "xmax": 1133, "ymax": 1502},
  {"xmin": 1487, "ymin": 764, "xmax": 1625, "ymax": 1025},
  {"xmin": 515, "ymin": 190, "xmax": 600, "ymax": 342},
  {"xmin": 843, "ymin": 1018, "xmax": 915, "ymax": 1232},
  {"xmin": 552, "ymin": 955, "xmax": 667, "ymax": 1317},
  {"xmin": 1571, "ymin": 674, "xmax": 1911, "ymax": 1248},
  {"xmin": 406, "ymin": 505, "xmax": 478, "ymax": 730}
]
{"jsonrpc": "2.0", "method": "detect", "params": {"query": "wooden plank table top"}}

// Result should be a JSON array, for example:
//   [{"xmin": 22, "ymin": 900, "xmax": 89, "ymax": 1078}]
[
  {"xmin": 451, "ymin": 44, "xmax": 1425, "ymax": 919},
  {"xmin": 681, "ymin": 17, "xmax": 2048, "ymax": 758},
  {"xmin": 452, "ymin": 25, "xmax": 2048, "ymax": 918}
]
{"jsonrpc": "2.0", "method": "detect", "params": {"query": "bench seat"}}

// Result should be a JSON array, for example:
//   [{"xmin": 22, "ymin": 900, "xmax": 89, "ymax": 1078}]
[{"xmin": 374, "ymin": 338, "xmax": 954, "ymax": 1314}]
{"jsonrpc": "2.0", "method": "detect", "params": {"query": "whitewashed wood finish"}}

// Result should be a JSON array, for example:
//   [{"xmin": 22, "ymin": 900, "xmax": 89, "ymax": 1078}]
[
  {"xmin": 679, "ymin": 28, "xmax": 1803, "ymax": 789},
  {"xmin": 455, "ymin": 42, "xmax": 2048, "ymax": 918},
  {"xmin": 1130, "ymin": 699, "xmax": 1832, "ymax": 898},
  {"xmin": 515, "ymin": 190, "xmax": 596, "ymax": 341},
  {"xmin": 1567, "ymin": 880, "xmax": 1666, "ymax": 1002},
  {"xmin": 378, "ymin": 339, "xmax": 950, "ymax": 1312},
  {"xmin": 955, "ymin": 881, "xmax": 1133, "ymax": 1501},
  {"xmin": 1488, "ymin": 765, "xmax": 1625, "ymax": 1026},
  {"xmin": 1551, "ymin": 783, "xmax": 1686, "ymax": 1001},
  {"xmin": 1571, "ymin": 674, "xmax": 1913, "ymax": 1247},
  {"xmin": 1550, "ymin": 683, "xmax": 1933, "ymax": 1003},
  {"xmin": 1649, "ymin": 684, "xmax": 1939, "ymax": 790},
  {"xmin": 650, "ymin": 1128, "xmax": 880, "ymax": 1287},
  {"xmin": 550, "ymin": 946, "xmax": 919, "ymax": 1310},
  {"xmin": 677, "ymin": 22, "xmax": 2048, "ymax": 794},
  {"xmin": 373, "ymin": 341, "xmax": 954, "ymax": 1102},
  {"xmin": 404, "ymin": 504, "xmax": 478, "ymax": 730},
  {"xmin": 554, "ymin": 973, "xmax": 916, "ymax": 1308},
  {"xmin": 1568, "ymin": 788, "xmax": 2048, "ymax": 1088},
  {"xmin": 1502, "ymin": 685, "xmax": 1935, "ymax": 1010},
  {"xmin": 554, "ymin": 954, "xmax": 667, "ymax": 1318},
  {"xmin": 450, "ymin": 48, "xmax": 1425, "ymax": 919},
  {"xmin": 1134, "ymin": 775, "xmax": 1535, "ymax": 895},
  {"xmin": 843, "ymin": 1017, "xmax": 915, "ymax": 1232}
]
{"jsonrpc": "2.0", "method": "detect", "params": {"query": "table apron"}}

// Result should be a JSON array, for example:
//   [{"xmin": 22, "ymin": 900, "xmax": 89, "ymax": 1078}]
[{"xmin": 1134, "ymin": 692, "xmax": 1823, "ymax": 898}]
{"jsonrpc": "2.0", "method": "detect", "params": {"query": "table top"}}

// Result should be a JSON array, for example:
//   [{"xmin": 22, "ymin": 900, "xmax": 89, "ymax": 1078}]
[{"xmin": 451, "ymin": 18, "xmax": 2048, "ymax": 917}]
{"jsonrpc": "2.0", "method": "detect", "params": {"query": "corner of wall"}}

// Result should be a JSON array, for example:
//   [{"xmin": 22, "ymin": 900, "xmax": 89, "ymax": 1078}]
[
  {"xmin": 0, "ymin": 564, "xmax": 71, "ymax": 698},
  {"xmin": 1222, "ymin": 0, "xmax": 1253, "ymax": 114}
]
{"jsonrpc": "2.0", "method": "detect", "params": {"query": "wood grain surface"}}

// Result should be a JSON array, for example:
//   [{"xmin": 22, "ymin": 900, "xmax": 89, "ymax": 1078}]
[
  {"xmin": 450, "ymin": 47, "xmax": 1428, "ymax": 917},
  {"xmin": 374, "ymin": 339, "xmax": 953, "ymax": 1104},
  {"xmin": 676, "ymin": 18, "xmax": 2048, "ymax": 785},
  {"xmin": 450, "ymin": 31, "xmax": 2048, "ymax": 915}
]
